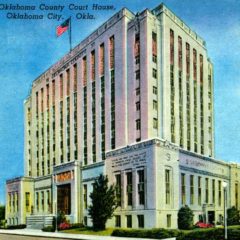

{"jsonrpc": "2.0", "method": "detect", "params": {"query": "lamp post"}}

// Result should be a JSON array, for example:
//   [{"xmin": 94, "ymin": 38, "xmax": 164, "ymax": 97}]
[{"xmin": 222, "ymin": 181, "xmax": 228, "ymax": 240}]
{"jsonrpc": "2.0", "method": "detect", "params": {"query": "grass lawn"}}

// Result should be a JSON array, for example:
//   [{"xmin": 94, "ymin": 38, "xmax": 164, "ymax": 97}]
[{"xmin": 61, "ymin": 227, "xmax": 114, "ymax": 236}]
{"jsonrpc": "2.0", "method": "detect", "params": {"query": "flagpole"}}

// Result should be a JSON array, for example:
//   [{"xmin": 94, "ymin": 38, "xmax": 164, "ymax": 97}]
[{"xmin": 69, "ymin": 17, "xmax": 72, "ymax": 52}]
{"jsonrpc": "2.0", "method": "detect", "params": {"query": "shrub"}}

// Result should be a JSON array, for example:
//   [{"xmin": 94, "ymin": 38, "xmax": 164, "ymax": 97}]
[
  {"xmin": 42, "ymin": 226, "xmax": 55, "ymax": 232},
  {"xmin": 112, "ymin": 226, "xmax": 240, "ymax": 240},
  {"xmin": 69, "ymin": 223, "xmax": 85, "ymax": 229},
  {"xmin": 7, "ymin": 224, "xmax": 26, "ymax": 229},
  {"xmin": 227, "ymin": 206, "xmax": 240, "ymax": 226},
  {"xmin": 178, "ymin": 205, "xmax": 194, "ymax": 230},
  {"xmin": 112, "ymin": 228, "xmax": 182, "ymax": 239},
  {"xmin": 59, "ymin": 222, "xmax": 71, "ymax": 230}
]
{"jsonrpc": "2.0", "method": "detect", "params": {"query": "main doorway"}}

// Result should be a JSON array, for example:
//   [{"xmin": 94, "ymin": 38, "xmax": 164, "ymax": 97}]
[{"xmin": 57, "ymin": 184, "xmax": 71, "ymax": 215}]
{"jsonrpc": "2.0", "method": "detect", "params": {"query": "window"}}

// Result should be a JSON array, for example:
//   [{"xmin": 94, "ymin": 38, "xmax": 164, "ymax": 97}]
[
  {"xmin": 135, "ymin": 70, "xmax": 140, "ymax": 80},
  {"xmin": 138, "ymin": 215, "xmax": 144, "ymax": 228},
  {"xmin": 181, "ymin": 173, "xmax": 186, "ymax": 205},
  {"xmin": 115, "ymin": 174, "xmax": 121, "ymax": 206},
  {"xmin": 167, "ymin": 214, "xmax": 171, "ymax": 228},
  {"xmin": 138, "ymin": 170, "xmax": 145, "ymax": 205},
  {"xmin": 153, "ymin": 100, "xmax": 158, "ymax": 110},
  {"xmin": 212, "ymin": 179, "xmax": 215, "ymax": 204},
  {"xmin": 153, "ymin": 86, "xmax": 157, "ymax": 95},
  {"xmin": 126, "ymin": 172, "xmax": 132, "ymax": 206},
  {"xmin": 84, "ymin": 185, "xmax": 87, "ymax": 209},
  {"xmin": 153, "ymin": 118, "xmax": 158, "ymax": 129},
  {"xmin": 66, "ymin": 69, "xmax": 70, "ymax": 96},
  {"xmin": 115, "ymin": 215, "xmax": 121, "ymax": 227},
  {"xmin": 135, "ymin": 56, "xmax": 140, "ymax": 64},
  {"xmin": 190, "ymin": 175, "xmax": 194, "ymax": 204},
  {"xmin": 126, "ymin": 215, "xmax": 132, "ymax": 228},
  {"xmin": 136, "ymin": 119, "xmax": 141, "ymax": 130},
  {"xmin": 235, "ymin": 182, "xmax": 239, "ymax": 209},
  {"xmin": 136, "ymin": 88, "xmax": 140, "ymax": 96},
  {"xmin": 135, "ymin": 33, "xmax": 140, "ymax": 57},
  {"xmin": 109, "ymin": 36, "xmax": 114, "ymax": 69},
  {"xmin": 170, "ymin": 29, "xmax": 174, "ymax": 65},
  {"xmin": 198, "ymin": 177, "xmax": 202, "ymax": 205},
  {"xmin": 91, "ymin": 51, "xmax": 95, "ymax": 81},
  {"xmin": 99, "ymin": 44, "xmax": 104, "ymax": 76},
  {"xmin": 205, "ymin": 178, "xmax": 209, "ymax": 203},
  {"xmin": 41, "ymin": 191, "xmax": 44, "ymax": 211},
  {"xmin": 152, "ymin": 32, "xmax": 157, "ymax": 63},
  {"xmin": 152, "ymin": 68, "xmax": 157, "ymax": 78},
  {"xmin": 136, "ymin": 101, "xmax": 140, "ymax": 111},
  {"xmin": 218, "ymin": 181, "xmax": 222, "ymax": 206},
  {"xmin": 178, "ymin": 36, "xmax": 182, "ymax": 69},
  {"xmin": 166, "ymin": 169, "xmax": 170, "ymax": 204}
]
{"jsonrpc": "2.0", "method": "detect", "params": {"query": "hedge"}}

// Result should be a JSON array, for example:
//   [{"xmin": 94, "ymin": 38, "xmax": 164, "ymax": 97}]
[
  {"xmin": 6, "ymin": 224, "xmax": 26, "ymax": 229},
  {"xmin": 112, "ymin": 227, "xmax": 240, "ymax": 240}
]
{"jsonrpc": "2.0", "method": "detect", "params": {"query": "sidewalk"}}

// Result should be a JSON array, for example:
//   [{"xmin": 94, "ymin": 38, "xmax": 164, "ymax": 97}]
[{"xmin": 0, "ymin": 229, "xmax": 176, "ymax": 240}]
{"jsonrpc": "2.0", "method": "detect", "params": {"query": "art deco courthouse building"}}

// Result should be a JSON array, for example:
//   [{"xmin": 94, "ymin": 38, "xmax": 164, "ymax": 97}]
[{"xmin": 6, "ymin": 3, "xmax": 240, "ymax": 229}]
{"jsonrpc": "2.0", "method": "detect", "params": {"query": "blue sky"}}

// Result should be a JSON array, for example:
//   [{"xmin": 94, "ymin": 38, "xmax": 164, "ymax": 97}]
[{"xmin": 0, "ymin": 0, "xmax": 240, "ymax": 204}]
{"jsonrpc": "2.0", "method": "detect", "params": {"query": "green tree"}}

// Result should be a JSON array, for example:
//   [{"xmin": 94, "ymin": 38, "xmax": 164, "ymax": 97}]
[
  {"xmin": 227, "ymin": 206, "xmax": 240, "ymax": 226},
  {"xmin": 178, "ymin": 205, "xmax": 194, "ymax": 230},
  {"xmin": 88, "ymin": 174, "xmax": 117, "ymax": 230},
  {"xmin": 0, "ymin": 206, "xmax": 5, "ymax": 221}
]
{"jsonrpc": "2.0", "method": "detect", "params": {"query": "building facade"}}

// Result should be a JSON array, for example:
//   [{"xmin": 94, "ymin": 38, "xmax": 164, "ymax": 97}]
[{"xmin": 6, "ymin": 3, "xmax": 240, "ymax": 229}]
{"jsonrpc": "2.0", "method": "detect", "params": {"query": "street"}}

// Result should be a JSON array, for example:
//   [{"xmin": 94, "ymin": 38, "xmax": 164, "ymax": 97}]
[{"xmin": 0, "ymin": 233, "xmax": 71, "ymax": 240}]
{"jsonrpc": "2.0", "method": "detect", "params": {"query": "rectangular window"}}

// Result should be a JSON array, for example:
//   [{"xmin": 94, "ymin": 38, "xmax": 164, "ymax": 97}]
[
  {"xmin": 73, "ymin": 64, "xmax": 77, "ymax": 92},
  {"xmin": 138, "ymin": 169, "xmax": 145, "ymax": 205},
  {"xmin": 136, "ymin": 88, "xmax": 140, "ymax": 96},
  {"xmin": 186, "ymin": 43, "xmax": 190, "ymax": 75},
  {"xmin": 166, "ymin": 169, "xmax": 170, "ymax": 204},
  {"xmin": 126, "ymin": 172, "xmax": 132, "ymax": 206},
  {"xmin": 190, "ymin": 175, "xmax": 194, "ymax": 204},
  {"xmin": 126, "ymin": 215, "xmax": 132, "ymax": 228},
  {"xmin": 178, "ymin": 36, "xmax": 182, "ymax": 69},
  {"xmin": 170, "ymin": 29, "xmax": 174, "ymax": 65},
  {"xmin": 46, "ymin": 84, "xmax": 49, "ymax": 109},
  {"xmin": 115, "ymin": 174, "xmax": 121, "ymax": 206},
  {"xmin": 109, "ymin": 36, "xmax": 114, "ymax": 69},
  {"xmin": 153, "ymin": 118, "xmax": 158, "ymax": 129},
  {"xmin": 138, "ymin": 215, "xmax": 144, "ymax": 228},
  {"xmin": 115, "ymin": 215, "xmax": 121, "ymax": 227},
  {"xmin": 135, "ymin": 70, "xmax": 140, "ymax": 80},
  {"xmin": 66, "ymin": 69, "xmax": 70, "ymax": 96},
  {"xmin": 41, "ymin": 191, "xmax": 44, "ymax": 211},
  {"xmin": 136, "ymin": 119, "xmax": 141, "ymax": 130},
  {"xmin": 152, "ymin": 68, "xmax": 157, "ymax": 78},
  {"xmin": 82, "ymin": 56, "xmax": 87, "ymax": 86},
  {"xmin": 59, "ymin": 74, "xmax": 63, "ymax": 100},
  {"xmin": 167, "ymin": 214, "xmax": 171, "ymax": 228},
  {"xmin": 193, "ymin": 49, "xmax": 197, "ymax": 81},
  {"xmin": 153, "ymin": 86, "xmax": 157, "ymax": 95},
  {"xmin": 135, "ymin": 33, "xmax": 140, "ymax": 57},
  {"xmin": 198, "ymin": 177, "xmax": 202, "ymax": 206},
  {"xmin": 205, "ymin": 178, "xmax": 209, "ymax": 203},
  {"xmin": 136, "ymin": 101, "xmax": 140, "ymax": 111},
  {"xmin": 153, "ymin": 100, "xmax": 158, "ymax": 110},
  {"xmin": 212, "ymin": 179, "xmax": 215, "ymax": 204},
  {"xmin": 152, "ymin": 32, "xmax": 157, "ymax": 63},
  {"xmin": 236, "ymin": 182, "xmax": 239, "ymax": 209},
  {"xmin": 83, "ymin": 184, "xmax": 87, "ymax": 209},
  {"xmin": 25, "ymin": 193, "xmax": 30, "ymax": 212},
  {"xmin": 218, "ymin": 181, "xmax": 222, "ymax": 206},
  {"xmin": 90, "ymin": 51, "xmax": 95, "ymax": 81},
  {"xmin": 99, "ymin": 43, "xmax": 104, "ymax": 76},
  {"xmin": 181, "ymin": 173, "xmax": 186, "ymax": 205}
]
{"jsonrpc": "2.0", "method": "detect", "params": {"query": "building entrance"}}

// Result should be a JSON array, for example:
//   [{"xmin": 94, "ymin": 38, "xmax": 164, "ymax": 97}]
[
  {"xmin": 57, "ymin": 184, "xmax": 71, "ymax": 215},
  {"xmin": 208, "ymin": 211, "xmax": 215, "ymax": 224}
]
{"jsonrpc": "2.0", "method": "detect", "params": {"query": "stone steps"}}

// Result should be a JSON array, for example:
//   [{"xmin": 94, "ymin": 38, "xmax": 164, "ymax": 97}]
[{"xmin": 26, "ymin": 215, "xmax": 54, "ymax": 229}]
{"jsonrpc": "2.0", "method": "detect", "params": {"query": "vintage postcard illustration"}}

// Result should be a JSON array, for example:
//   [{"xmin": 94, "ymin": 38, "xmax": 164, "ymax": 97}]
[{"xmin": 0, "ymin": 0, "xmax": 239, "ymax": 239}]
